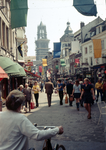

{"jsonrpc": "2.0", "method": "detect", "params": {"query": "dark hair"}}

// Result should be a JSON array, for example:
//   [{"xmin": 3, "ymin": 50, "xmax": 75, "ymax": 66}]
[
  {"xmin": 75, "ymin": 80, "xmax": 79, "ymax": 86},
  {"xmin": 58, "ymin": 80, "xmax": 61, "ymax": 83},
  {"xmin": 6, "ymin": 90, "xmax": 25, "ymax": 111}
]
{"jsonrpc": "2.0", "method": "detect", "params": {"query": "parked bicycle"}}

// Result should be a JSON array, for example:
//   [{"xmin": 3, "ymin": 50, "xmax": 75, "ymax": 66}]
[{"xmin": 34, "ymin": 123, "xmax": 66, "ymax": 150}]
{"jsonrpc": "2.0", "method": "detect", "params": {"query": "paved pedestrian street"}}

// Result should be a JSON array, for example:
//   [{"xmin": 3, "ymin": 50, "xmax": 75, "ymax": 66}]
[{"xmin": 22, "ymin": 92, "xmax": 106, "ymax": 150}]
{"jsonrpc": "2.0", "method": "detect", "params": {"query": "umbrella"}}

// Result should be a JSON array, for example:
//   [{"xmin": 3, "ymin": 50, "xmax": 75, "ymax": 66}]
[{"xmin": 0, "ymin": 66, "xmax": 8, "ymax": 81}]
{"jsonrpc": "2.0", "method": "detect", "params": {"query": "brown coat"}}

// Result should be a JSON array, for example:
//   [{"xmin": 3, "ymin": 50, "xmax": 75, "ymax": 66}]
[{"xmin": 45, "ymin": 82, "xmax": 54, "ymax": 94}]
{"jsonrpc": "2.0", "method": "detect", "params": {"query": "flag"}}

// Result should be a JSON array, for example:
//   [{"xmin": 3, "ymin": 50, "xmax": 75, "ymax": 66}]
[
  {"xmin": 10, "ymin": 0, "xmax": 28, "ymax": 29},
  {"xmin": 60, "ymin": 59, "xmax": 66, "ymax": 67},
  {"xmin": 75, "ymin": 59, "xmax": 80, "ymax": 63},
  {"xmin": 73, "ymin": 0, "xmax": 97, "ymax": 16},
  {"xmin": 42, "ymin": 68, "xmax": 44, "ymax": 75},
  {"xmin": 18, "ymin": 44, "xmax": 23, "ymax": 57},
  {"xmin": 93, "ymin": 39, "xmax": 102, "ymax": 58},
  {"xmin": 39, "ymin": 66, "xmax": 42, "ymax": 72},
  {"xmin": 42, "ymin": 59, "xmax": 47, "ymax": 66}
]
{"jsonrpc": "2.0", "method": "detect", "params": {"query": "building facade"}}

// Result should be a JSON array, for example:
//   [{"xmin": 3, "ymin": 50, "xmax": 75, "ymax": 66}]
[
  {"xmin": 0, "ymin": 0, "xmax": 16, "ymax": 60},
  {"xmin": 35, "ymin": 22, "xmax": 50, "ymax": 61},
  {"xmin": 60, "ymin": 22, "xmax": 74, "ymax": 77}
]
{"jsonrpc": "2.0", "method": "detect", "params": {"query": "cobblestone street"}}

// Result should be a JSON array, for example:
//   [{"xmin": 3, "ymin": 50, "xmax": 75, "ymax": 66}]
[{"xmin": 22, "ymin": 91, "xmax": 106, "ymax": 150}]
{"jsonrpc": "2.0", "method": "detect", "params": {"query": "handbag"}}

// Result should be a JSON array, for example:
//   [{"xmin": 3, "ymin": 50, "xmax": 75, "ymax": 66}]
[
  {"xmin": 69, "ymin": 95, "xmax": 74, "ymax": 101},
  {"xmin": 31, "ymin": 102, "xmax": 35, "ymax": 109},
  {"xmin": 65, "ymin": 94, "xmax": 68, "ymax": 104}
]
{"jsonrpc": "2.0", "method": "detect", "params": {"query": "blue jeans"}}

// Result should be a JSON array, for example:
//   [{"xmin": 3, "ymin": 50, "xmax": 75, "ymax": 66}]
[{"xmin": 97, "ymin": 89, "xmax": 103, "ymax": 101}]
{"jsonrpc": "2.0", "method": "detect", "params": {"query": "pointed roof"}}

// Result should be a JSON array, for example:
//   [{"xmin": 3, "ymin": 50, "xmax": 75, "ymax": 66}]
[
  {"xmin": 64, "ymin": 22, "xmax": 73, "ymax": 34},
  {"xmin": 40, "ymin": 21, "xmax": 43, "ymax": 26}
]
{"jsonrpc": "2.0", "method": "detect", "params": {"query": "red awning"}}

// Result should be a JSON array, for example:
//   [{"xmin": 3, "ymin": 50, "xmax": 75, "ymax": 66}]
[
  {"xmin": 0, "ymin": 67, "xmax": 8, "ymax": 81},
  {"xmin": 24, "ymin": 69, "xmax": 41, "ymax": 78}
]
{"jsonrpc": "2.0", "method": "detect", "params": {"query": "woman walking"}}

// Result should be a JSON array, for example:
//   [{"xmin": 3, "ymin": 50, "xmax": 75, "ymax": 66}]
[
  {"xmin": 32, "ymin": 81, "xmax": 40, "ymax": 107},
  {"xmin": 57, "ymin": 80, "xmax": 64, "ymax": 105},
  {"xmin": 80, "ymin": 78, "xmax": 95, "ymax": 119},
  {"xmin": 72, "ymin": 80, "xmax": 81, "ymax": 111}
]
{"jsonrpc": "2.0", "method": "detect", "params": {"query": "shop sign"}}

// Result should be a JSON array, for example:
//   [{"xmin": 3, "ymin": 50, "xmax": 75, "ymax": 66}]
[
  {"xmin": 86, "ymin": 74, "xmax": 91, "ymax": 78},
  {"xmin": 82, "ymin": 63, "xmax": 89, "ymax": 66}
]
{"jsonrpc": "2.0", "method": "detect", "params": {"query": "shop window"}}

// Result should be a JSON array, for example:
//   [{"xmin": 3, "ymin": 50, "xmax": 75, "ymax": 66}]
[
  {"xmin": 85, "ymin": 47, "xmax": 87, "ymax": 54},
  {"xmin": 85, "ymin": 58, "xmax": 88, "ymax": 63},
  {"xmin": 89, "ymin": 45, "xmax": 92, "ymax": 53},
  {"xmin": 6, "ymin": 27, "xmax": 9, "ymax": 49},
  {"xmin": 90, "ymin": 57, "xmax": 93, "ymax": 66},
  {"xmin": 101, "ymin": 40, "xmax": 104, "ymax": 50},
  {"xmin": 2, "ymin": 22, "xmax": 5, "ymax": 47}
]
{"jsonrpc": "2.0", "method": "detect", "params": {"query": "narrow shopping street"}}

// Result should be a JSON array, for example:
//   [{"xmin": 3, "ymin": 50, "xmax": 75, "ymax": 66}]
[{"xmin": 15, "ymin": 91, "xmax": 106, "ymax": 150}]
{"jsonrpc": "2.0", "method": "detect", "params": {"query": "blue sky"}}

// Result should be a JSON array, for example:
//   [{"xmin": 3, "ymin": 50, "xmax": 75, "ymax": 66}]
[{"xmin": 25, "ymin": 0, "xmax": 106, "ymax": 56}]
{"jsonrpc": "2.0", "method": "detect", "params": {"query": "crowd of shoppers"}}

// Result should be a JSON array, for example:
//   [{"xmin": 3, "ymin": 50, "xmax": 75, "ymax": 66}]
[{"xmin": 3, "ymin": 77, "xmax": 106, "ymax": 117}]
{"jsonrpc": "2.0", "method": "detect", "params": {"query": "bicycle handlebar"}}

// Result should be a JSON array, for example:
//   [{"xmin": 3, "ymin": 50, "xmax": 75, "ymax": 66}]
[{"xmin": 33, "ymin": 123, "xmax": 56, "ymax": 130}]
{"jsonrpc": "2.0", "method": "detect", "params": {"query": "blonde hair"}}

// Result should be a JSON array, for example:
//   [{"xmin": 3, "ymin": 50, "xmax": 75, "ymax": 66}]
[
  {"xmin": 84, "ymin": 78, "xmax": 89, "ymax": 82},
  {"xmin": 19, "ymin": 84, "xmax": 24, "ymax": 88}
]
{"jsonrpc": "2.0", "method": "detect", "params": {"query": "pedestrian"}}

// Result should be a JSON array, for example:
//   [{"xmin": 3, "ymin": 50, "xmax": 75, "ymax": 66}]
[
  {"xmin": 18, "ymin": 84, "xmax": 24, "ymax": 110},
  {"xmin": 79, "ymin": 81, "xmax": 84, "ymax": 107},
  {"xmin": 40, "ymin": 81, "xmax": 44, "ymax": 92},
  {"xmin": 28, "ymin": 81, "xmax": 33, "ymax": 89},
  {"xmin": 62, "ymin": 81, "xmax": 66, "ymax": 95},
  {"xmin": 57, "ymin": 80, "xmax": 64, "ymax": 105},
  {"xmin": 45, "ymin": 79, "xmax": 54, "ymax": 107},
  {"xmin": 103, "ymin": 79, "xmax": 106, "ymax": 102},
  {"xmin": 80, "ymin": 78, "xmax": 95, "ymax": 119},
  {"xmin": 72, "ymin": 80, "xmax": 81, "ymax": 111},
  {"xmin": 66, "ymin": 80, "xmax": 73, "ymax": 106},
  {"xmin": 95, "ymin": 79, "xmax": 103, "ymax": 102},
  {"xmin": 23, "ymin": 83, "xmax": 32, "ymax": 112},
  {"xmin": 0, "ymin": 90, "xmax": 63, "ymax": 150},
  {"xmin": 32, "ymin": 81, "xmax": 40, "ymax": 107}
]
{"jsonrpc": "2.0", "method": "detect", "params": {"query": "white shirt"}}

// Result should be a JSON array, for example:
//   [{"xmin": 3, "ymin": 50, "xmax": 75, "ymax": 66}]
[
  {"xmin": 0, "ymin": 110, "xmax": 59, "ymax": 150},
  {"xmin": 73, "ymin": 84, "xmax": 81, "ymax": 93}
]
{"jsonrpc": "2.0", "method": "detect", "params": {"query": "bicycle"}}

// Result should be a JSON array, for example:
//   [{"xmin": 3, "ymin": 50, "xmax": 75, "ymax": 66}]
[{"xmin": 34, "ymin": 123, "xmax": 66, "ymax": 150}]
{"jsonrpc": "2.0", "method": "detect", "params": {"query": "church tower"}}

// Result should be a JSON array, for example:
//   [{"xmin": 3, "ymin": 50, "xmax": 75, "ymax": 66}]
[{"xmin": 35, "ymin": 22, "xmax": 50, "ymax": 61}]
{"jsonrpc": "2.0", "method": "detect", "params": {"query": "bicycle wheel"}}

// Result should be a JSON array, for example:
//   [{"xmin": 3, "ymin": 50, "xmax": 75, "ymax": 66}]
[{"xmin": 57, "ymin": 145, "xmax": 66, "ymax": 150}]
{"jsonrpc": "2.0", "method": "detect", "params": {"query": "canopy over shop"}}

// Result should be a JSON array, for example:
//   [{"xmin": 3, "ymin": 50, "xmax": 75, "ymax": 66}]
[
  {"xmin": 0, "ymin": 56, "xmax": 26, "ymax": 98},
  {"xmin": 24, "ymin": 69, "xmax": 41, "ymax": 78}
]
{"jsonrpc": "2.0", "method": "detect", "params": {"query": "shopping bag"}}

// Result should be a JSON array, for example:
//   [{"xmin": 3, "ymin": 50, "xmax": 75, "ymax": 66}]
[
  {"xmin": 65, "ymin": 94, "xmax": 68, "ymax": 104},
  {"xmin": 31, "ymin": 102, "xmax": 35, "ymax": 109},
  {"xmin": 69, "ymin": 95, "xmax": 74, "ymax": 102}
]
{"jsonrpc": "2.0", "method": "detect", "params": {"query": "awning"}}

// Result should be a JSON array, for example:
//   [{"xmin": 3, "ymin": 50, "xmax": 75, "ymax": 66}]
[
  {"xmin": 73, "ymin": 0, "xmax": 97, "ymax": 16},
  {"xmin": 15, "ymin": 63, "xmax": 26, "ymax": 77},
  {"xmin": 24, "ymin": 69, "xmax": 41, "ymax": 78},
  {"xmin": 0, "ymin": 56, "xmax": 26, "ymax": 77},
  {"xmin": 0, "ymin": 56, "xmax": 20, "ymax": 75},
  {"xmin": 0, "ymin": 67, "xmax": 8, "ymax": 81},
  {"xmin": 60, "ymin": 59, "xmax": 66, "ymax": 67}
]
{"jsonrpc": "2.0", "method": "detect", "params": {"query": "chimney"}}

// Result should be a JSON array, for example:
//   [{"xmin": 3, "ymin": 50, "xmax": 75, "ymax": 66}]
[{"xmin": 80, "ymin": 22, "xmax": 85, "ymax": 29}]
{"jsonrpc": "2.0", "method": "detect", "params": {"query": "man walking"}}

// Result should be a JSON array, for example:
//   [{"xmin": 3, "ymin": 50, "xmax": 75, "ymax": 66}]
[
  {"xmin": 23, "ymin": 83, "xmax": 32, "ymax": 112},
  {"xmin": 67, "ymin": 80, "xmax": 73, "ymax": 106},
  {"xmin": 45, "ymin": 79, "xmax": 54, "ymax": 107},
  {"xmin": 95, "ymin": 79, "xmax": 103, "ymax": 102}
]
